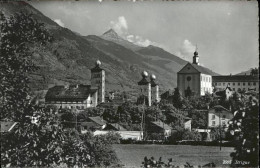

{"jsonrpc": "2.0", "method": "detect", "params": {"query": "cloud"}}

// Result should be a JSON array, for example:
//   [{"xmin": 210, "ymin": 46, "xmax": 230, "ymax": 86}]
[
  {"xmin": 54, "ymin": 19, "xmax": 65, "ymax": 27},
  {"xmin": 176, "ymin": 39, "xmax": 196, "ymax": 61},
  {"xmin": 110, "ymin": 16, "xmax": 128, "ymax": 36}
]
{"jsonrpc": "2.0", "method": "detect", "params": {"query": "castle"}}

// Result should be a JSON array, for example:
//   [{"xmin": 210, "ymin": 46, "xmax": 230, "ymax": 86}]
[{"xmin": 45, "ymin": 60, "xmax": 105, "ymax": 109}]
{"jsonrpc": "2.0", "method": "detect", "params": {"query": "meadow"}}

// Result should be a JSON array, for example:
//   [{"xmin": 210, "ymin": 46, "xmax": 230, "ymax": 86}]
[{"xmin": 113, "ymin": 144, "xmax": 234, "ymax": 167}]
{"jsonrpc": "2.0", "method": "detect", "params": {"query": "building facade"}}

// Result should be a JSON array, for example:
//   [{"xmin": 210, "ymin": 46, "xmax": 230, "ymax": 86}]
[
  {"xmin": 208, "ymin": 105, "xmax": 233, "ymax": 129},
  {"xmin": 45, "ymin": 84, "xmax": 98, "ymax": 109},
  {"xmin": 212, "ymin": 74, "xmax": 259, "ymax": 93},
  {"xmin": 91, "ymin": 60, "xmax": 105, "ymax": 103},
  {"xmin": 177, "ymin": 51, "xmax": 215, "ymax": 97}
]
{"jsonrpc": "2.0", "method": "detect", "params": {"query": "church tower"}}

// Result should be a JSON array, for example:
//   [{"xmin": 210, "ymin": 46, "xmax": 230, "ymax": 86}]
[
  {"xmin": 91, "ymin": 60, "xmax": 105, "ymax": 103},
  {"xmin": 137, "ymin": 71, "xmax": 151, "ymax": 106},
  {"xmin": 150, "ymin": 74, "xmax": 159, "ymax": 103},
  {"xmin": 192, "ymin": 49, "xmax": 199, "ymax": 65}
]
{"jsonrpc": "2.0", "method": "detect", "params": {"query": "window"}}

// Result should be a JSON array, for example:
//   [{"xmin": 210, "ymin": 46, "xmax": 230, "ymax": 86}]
[
  {"xmin": 212, "ymin": 121, "xmax": 215, "ymax": 126},
  {"xmin": 228, "ymin": 83, "xmax": 230, "ymax": 86},
  {"xmin": 81, "ymin": 106, "xmax": 84, "ymax": 109},
  {"xmin": 211, "ymin": 114, "xmax": 215, "ymax": 120},
  {"xmin": 253, "ymin": 82, "xmax": 256, "ymax": 86},
  {"xmin": 233, "ymin": 83, "xmax": 235, "ymax": 86},
  {"xmin": 218, "ymin": 83, "xmax": 221, "ymax": 86},
  {"xmin": 243, "ymin": 83, "xmax": 245, "ymax": 86},
  {"xmin": 248, "ymin": 82, "xmax": 251, "ymax": 86},
  {"xmin": 233, "ymin": 88, "xmax": 235, "ymax": 91},
  {"xmin": 223, "ymin": 83, "xmax": 225, "ymax": 86},
  {"xmin": 222, "ymin": 115, "xmax": 226, "ymax": 119},
  {"xmin": 238, "ymin": 83, "xmax": 240, "ymax": 86}
]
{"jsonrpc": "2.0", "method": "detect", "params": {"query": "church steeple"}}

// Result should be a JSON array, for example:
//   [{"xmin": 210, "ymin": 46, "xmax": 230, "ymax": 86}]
[{"xmin": 192, "ymin": 45, "xmax": 199, "ymax": 65}]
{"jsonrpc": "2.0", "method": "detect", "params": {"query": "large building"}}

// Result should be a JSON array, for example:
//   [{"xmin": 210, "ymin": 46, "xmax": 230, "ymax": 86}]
[
  {"xmin": 45, "ymin": 84, "xmax": 98, "ymax": 109},
  {"xmin": 45, "ymin": 60, "xmax": 105, "ymax": 109},
  {"xmin": 177, "ymin": 50, "xmax": 216, "ymax": 96},
  {"xmin": 212, "ymin": 74, "xmax": 259, "ymax": 92}
]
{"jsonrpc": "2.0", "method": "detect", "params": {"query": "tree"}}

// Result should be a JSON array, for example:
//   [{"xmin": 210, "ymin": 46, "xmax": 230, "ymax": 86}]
[
  {"xmin": 228, "ymin": 96, "xmax": 259, "ymax": 167},
  {"xmin": 0, "ymin": 12, "xmax": 119, "ymax": 167},
  {"xmin": 0, "ymin": 12, "xmax": 52, "ymax": 121},
  {"xmin": 172, "ymin": 87, "xmax": 182, "ymax": 109}
]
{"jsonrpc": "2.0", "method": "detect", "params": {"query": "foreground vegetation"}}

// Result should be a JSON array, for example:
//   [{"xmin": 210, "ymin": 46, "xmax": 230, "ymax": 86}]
[{"xmin": 0, "ymin": 12, "xmax": 119, "ymax": 167}]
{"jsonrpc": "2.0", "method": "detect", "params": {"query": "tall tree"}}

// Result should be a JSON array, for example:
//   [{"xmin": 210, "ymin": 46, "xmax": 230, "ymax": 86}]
[
  {"xmin": 0, "ymin": 12, "xmax": 52, "ymax": 121},
  {"xmin": 172, "ymin": 87, "xmax": 182, "ymax": 109}
]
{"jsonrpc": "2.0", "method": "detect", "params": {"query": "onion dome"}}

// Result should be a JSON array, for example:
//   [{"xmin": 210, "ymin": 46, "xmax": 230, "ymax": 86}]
[
  {"xmin": 141, "ymin": 71, "xmax": 148, "ymax": 78},
  {"xmin": 194, "ymin": 51, "xmax": 198, "ymax": 56},
  {"xmin": 96, "ymin": 60, "xmax": 101, "ymax": 66},
  {"xmin": 150, "ymin": 74, "xmax": 156, "ymax": 80}
]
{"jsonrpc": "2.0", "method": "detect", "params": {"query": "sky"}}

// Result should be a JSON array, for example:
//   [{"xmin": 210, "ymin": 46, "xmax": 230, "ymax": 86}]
[{"xmin": 30, "ymin": 0, "xmax": 259, "ymax": 75}]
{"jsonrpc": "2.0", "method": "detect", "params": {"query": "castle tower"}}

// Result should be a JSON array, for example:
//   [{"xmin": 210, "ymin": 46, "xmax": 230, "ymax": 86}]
[
  {"xmin": 192, "ymin": 49, "xmax": 199, "ymax": 65},
  {"xmin": 150, "ymin": 74, "xmax": 159, "ymax": 103},
  {"xmin": 137, "ymin": 71, "xmax": 151, "ymax": 106},
  {"xmin": 91, "ymin": 60, "xmax": 105, "ymax": 103}
]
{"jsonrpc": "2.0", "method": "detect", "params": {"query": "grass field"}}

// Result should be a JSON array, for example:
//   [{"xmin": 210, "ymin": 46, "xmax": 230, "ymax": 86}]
[{"xmin": 113, "ymin": 144, "xmax": 234, "ymax": 167}]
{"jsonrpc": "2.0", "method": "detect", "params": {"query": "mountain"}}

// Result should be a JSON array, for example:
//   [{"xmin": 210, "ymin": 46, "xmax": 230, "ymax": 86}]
[
  {"xmin": 1, "ymin": 1, "xmax": 218, "ymax": 98},
  {"xmin": 101, "ymin": 29, "xmax": 142, "ymax": 51},
  {"xmin": 235, "ymin": 68, "xmax": 258, "ymax": 76}
]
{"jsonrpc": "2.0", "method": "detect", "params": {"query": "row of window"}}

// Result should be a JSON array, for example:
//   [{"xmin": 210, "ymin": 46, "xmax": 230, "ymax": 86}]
[
  {"xmin": 211, "ymin": 114, "xmax": 226, "ymax": 120},
  {"xmin": 215, "ymin": 82, "xmax": 257, "ymax": 86},
  {"xmin": 201, "ymin": 76, "xmax": 211, "ymax": 82},
  {"xmin": 211, "ymin": 121, "xmax": 226, "ymax": 126}
]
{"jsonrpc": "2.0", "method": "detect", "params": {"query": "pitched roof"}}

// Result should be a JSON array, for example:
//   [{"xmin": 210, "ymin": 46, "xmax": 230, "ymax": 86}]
[
  {"xmin": 138, "ymin": 77, "xmax": 150, "ymax": 85},
  {"xmin": 190, "ymin": 63, "xmax": 219, "ymax": 76},
  {"xmin": 91, "ymin": 65, "xmax": 103, "ymax": 72},
  {"xmin": 151, "ymin": 121, "xmax": 172, "ymax": 130},
  {"xmin": 107, "ymin": 123, "xmax": 127, "ymax": 131},
  {"xmin": 1, "ymin": 121, "xmax": 18, "ymax": 133},
  {"xmin": 212, "ymin": 75, "xmax": 258, "ymax": 82},
  {"xmin": 45, "ymin": 84, "xmax": 97, "ymax": 101},
  {"xmin": 210, "ymin": 105, "xmax": 230, "ymax": 112},
  {"xmin": 88, "ymin": 116, "xmax": 106, "ymax": 126},
  {"xmin": 178, "ymin": 63, "xmax": 219, "ymax": 76}
]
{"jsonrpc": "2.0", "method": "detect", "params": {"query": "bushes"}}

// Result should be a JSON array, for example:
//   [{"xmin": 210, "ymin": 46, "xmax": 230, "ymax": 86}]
[{"xmin": 168, "ymin": 127, "xmax": 202, "ymax": 143}]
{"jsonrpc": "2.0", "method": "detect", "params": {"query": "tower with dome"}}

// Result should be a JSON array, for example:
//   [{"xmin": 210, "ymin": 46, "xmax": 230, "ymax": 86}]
[
  {"xmin": 137, "ymin": 71, "xmax": 151, "ymax": 106},
  {"xmin": 91, "ymin": 60, "xmax": 105, "ymax": 103},
  {"xmin": 150, "ymin": 74, "xmax": 160, "ymax": 103}
]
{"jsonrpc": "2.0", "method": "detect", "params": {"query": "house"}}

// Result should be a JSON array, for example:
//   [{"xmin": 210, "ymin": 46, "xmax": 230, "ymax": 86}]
[
  {"xmin": 1, "ymin": 121, "xmax": 18, "ymax": 133},
  {"xmin": 177, "ymin": 50, "xmax": 217, "ymax": 97},
  {"xmin": 80, "ymin": 116, "xmax": 106, "ymax": 133},
  {"xmin": 214, "ymin": 86, "xmax": 233, "ymax": 100},
  {"xmin": 212, "ymin": 74, "xmax": 259, "ymax": 92},
  {"xmin": 208, "ymin": 105, "xmax": 233, "ymax": 130},
  {"xmin": 146, "ymin": 121, "xmax": 172, "ymax": 139}
]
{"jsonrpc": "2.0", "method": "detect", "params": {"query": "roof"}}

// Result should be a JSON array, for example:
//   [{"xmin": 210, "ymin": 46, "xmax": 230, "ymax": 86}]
[
  {"xmin": 91, "ymin": 65, "xmax": 104, "ymax": 72},
  {"xmin": 178, "ymin": 63, "xmax": 219, "ymax": 76},
  {"xmin": 45, "ymin": 84, "xmax": 97, "ymax": 101},
  {"xmin": 88, "ymin": 116, "xmax": 106, "ymax": 126},
  {"xmin": 151, "ymin": 121, "xmax": 172, "ymax": 130},
  {"xmin": 212, "ymin": 75, "xmax": 259, "ymax": 82},
  {"xmin": 137, "ymin": 77, "xmax": 150, "ymax": 85},
  {"xmin": 1, "ymin": 121, "xmax": 17, "ymax": 133},
  {"xmin": 150, "ymin": 79, "xmax": 158, "ymax": 87},
  {"xmin": 106, "ymin": 123, "xmax": 127, "ymax": 131},
  {"xmin": 210, "ymin": 105, "xmax": 230, "ymax": 112},
  {"xmin": 190, "ymin": 63, "xmax": 219, "ymax": 76}
]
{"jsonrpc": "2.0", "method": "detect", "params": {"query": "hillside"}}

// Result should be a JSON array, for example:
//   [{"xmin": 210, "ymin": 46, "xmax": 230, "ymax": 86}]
[{"xmin": 1, "ymin": 1, "xmax": 218, "ymax": 97}]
